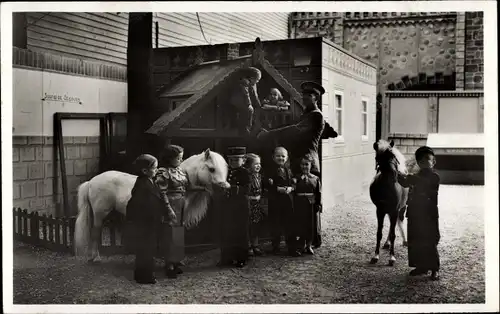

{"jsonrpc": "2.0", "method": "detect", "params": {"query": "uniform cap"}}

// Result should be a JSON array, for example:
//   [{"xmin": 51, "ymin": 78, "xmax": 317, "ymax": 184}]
[
  {"xmin": 227, "ymin": 146, "xmax": 247, "ymax": 157},
  {"xmin": 300, "ymin": 81, "xmax": 326, "ymax": 97}
]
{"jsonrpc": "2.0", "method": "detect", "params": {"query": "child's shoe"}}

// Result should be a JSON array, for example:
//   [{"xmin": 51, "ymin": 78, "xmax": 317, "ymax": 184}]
[
  {"xmin": 235, "ymin": 260, "xmax": 246, "ymax": 268},
  {"xmin": 165, "ymin": 267, "xmax": 177, "ymax": 279},
  {"xmin": 248, "ymin": 247, "xmax": 255, "ymax": 257},
  {"xmin": 409, "ymin": 268, "xmax": 428, "ymax": 276},
  {"xmin": 303, "ymin": 246, "xmax": 314, "ymax": 255},
  {"xmin": 430, "ymin": 270, "xmax": 440, "ymax": 281},
  {"xmin": 253, "ymin": 247, "xmax": 264, "ymax": 256}
]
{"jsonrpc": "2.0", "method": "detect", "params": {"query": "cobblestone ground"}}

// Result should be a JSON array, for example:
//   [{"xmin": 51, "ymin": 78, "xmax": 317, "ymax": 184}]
[{"xmin": 13, "ymin": 185, "xmax": 485, "ymax": 304}]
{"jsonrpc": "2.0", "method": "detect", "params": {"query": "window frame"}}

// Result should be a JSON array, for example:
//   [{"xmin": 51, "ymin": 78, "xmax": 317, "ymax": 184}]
[
  {"xmin": 361, "ymin": 96, "xmax": 369, "ymax": 142},
  {"xmin": 333, "ymin": 90, "xmax": 345, "ymax": 144}
]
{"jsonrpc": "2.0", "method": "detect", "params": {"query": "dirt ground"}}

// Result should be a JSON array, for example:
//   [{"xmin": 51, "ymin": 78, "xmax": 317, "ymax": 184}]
[{"xmin": 13, "ymin": 185, "xmax": 485, "ymax": 304}]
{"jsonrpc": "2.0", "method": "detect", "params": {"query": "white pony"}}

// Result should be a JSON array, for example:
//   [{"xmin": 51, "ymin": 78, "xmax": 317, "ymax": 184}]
[{"xmin": 74, "ymin": 148, "xmax": 229, "ymax": 262}]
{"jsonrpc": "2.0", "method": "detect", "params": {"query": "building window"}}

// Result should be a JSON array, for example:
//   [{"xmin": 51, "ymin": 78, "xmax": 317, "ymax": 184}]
[
  {"xmin": 333, "ymin": 91, "xmax": 344, "ymax": 143},
  {"xmin": 361, "ymin": 98, "xmax": 368, "ymax": 141}
]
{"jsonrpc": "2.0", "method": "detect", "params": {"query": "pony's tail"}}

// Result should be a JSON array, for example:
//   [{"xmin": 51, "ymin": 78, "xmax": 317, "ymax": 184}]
[{"xmin": 74, "ymin": 181, "xmax": 93, "ymax": 258}]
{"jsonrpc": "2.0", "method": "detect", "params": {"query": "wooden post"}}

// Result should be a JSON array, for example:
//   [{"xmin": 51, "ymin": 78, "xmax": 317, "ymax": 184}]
[{"xmin": 126, "ymin": 13, "xmax": 154, "ymax": 163}]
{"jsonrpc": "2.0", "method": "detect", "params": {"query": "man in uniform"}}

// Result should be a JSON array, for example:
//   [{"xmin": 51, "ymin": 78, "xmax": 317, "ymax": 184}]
[{"xmin": 257, "ymin": 81, "xmax": 327, "ymax": 248}]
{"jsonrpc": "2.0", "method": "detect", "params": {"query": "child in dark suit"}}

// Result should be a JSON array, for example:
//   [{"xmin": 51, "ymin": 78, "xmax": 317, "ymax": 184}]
[
  {"xmin": 126, "ymin": 154, "xmax": 173, "ymax": 284},
  {"xmin": 219, "ymin": 146, "xmax": 251, "ymax": 268},
  {"xmin": 397, "ymin": 146, "xmax": 441, "ymax": 281},
  {"xmin": 293, "ymin": 154, "xmax": 322, "ymax": 255},
  {"xmin": 265, "ymin": 147, "xmax": 300, "ymax": 257}
]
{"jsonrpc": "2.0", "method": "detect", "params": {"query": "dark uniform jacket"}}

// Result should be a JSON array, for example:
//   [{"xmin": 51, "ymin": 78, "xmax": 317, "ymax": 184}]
[
  {"xmin": 397, "ymin": 168, "xmax": 441, "ymax": 270},
  {"xmin": 262, "ymin": 108, "xmax": 325, "ymax": 174},
  {"xmin": 126, "ymin": 176, "xmax": 168, "ymax": 224},
  {"xmin": 398, "ymin": 168, "xmax": 440, "ymax": 220},
  {"xmin": 221, "ymin": 167, "xmax": 251, "ymax": 248},
  {"xmin": 293, "ymin": 173, "xmax": 322, "ymax": 238}
]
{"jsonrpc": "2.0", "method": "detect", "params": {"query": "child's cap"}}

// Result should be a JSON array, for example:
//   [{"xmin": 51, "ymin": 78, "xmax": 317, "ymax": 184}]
[
  {"xmin": 227, "ymin": 146, "xmax": 247, "ymax": 158},
  {"xmin": 415, "ymin": 146, "xmax": 435, "ymax": 161}
]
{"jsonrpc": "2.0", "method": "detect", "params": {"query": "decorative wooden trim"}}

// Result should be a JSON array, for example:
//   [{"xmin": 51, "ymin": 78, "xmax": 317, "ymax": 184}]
[
  {"xmin": 148, "ymin": 38, "xmax": 307, "ymax": 137},
  {"xmin": 386, "ymin": 91, "xmax": 484, "ymax": 98},
  {"xmin": 343, "ymin": 13, "xmax": 457, "ymax": 27},
  {"xmin": 13, "ymin": 47, "xmax": 127, "ymax": 82},
  {"xmin": 147, "ymin": 59, "xmax": 249, "ymax": 136},
  {"xmin": 322, "ymin": 37, "xmax": 378, "ymax": 70}
]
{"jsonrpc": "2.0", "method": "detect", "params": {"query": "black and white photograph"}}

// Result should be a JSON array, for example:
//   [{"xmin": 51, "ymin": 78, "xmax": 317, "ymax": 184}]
[{"xmin": 1, "ymin": 1, "xmax": 498, "ymax": 313}]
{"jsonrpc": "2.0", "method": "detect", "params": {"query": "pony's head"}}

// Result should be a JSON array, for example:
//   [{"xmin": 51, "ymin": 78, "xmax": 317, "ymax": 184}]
[
  {"xmin": 181, "ymin": 148, "xmax": 229, "ymax": 191},
  {"xmin": 373, "ymin": 139, "xmax": 408, "ymax": 178}
]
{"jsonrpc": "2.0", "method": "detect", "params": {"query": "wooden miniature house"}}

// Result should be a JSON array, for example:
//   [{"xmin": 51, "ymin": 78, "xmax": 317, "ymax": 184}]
[{"xmin": 146, "ymin": 38, "xmax": 307, "ymax": 169}]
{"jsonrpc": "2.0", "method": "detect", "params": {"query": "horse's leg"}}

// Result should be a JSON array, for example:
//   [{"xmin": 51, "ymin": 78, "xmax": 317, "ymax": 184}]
[
  {"xmin": 388, "ymin": 212, "xmax": 398, "ymax": 266},
  {"xmin": 370, "ymin": 208, "xmax": 385, "ymax": 264},
  {"xmin": 89, "ymin": 212, "xmax": 106, "ymax": 263},
  {"xmin": 397, "ymin": 217, "xmax": 408, "ymax": 246},
  {"xmin": 383, "ymin": 215, "xmax": 391, "ymax": 250}
]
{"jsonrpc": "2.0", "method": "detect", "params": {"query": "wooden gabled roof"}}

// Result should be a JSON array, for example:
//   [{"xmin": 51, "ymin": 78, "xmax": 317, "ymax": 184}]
[{"xmin": 146, "ymin": 38, "xmax": 303, "ymax": 137}]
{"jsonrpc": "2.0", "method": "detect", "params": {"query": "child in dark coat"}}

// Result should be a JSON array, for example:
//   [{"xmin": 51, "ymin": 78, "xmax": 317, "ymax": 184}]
[
  {"xmin": 219, "ymin": 146, "xmax": 251, "ymax": 268},
  {"xmin": 293, "ymin": 154, "xmax": 322, "ymax": 255},
  {"xmin": 126, "ymin": 154, "xmax": 175, "ymax": 284},
  {"xmin": 265, "ymin": 147, "xmax": 300, "ymax": 257},
  {"xmin": 397, "ymin": 146, "xmax": 441, "ymax": 281}
]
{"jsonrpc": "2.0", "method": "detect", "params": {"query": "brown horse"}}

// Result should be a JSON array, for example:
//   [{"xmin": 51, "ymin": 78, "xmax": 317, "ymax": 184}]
[{"xmin": 369, "ymin": 139, "xmax": 409, "ymax": 266}]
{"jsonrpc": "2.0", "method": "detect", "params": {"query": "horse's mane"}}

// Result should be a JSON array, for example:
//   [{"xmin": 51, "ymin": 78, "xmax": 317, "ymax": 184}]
[
  {"xmin": 375, "ymin": 140, "xmax": 408, "ymax": 175},
  {"xmin": 180, "ymin": 150, "xmax": 228, "ymax": 229}
]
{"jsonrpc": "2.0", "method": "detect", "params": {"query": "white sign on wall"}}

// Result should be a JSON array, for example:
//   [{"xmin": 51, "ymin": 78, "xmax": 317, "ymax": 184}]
[{"xmin": 13, "ymin": 68, "xmax": 127, "ymax": 136}]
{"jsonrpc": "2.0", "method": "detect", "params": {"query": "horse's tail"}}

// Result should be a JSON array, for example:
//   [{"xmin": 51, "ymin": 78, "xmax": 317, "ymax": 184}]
[
  {"xmin": 74, "ymin": 181, "xmax": 93, "ymax": 257},
  {"xmin": 183, "ymin": 190, "xmax": 211, "ymax": 229}
]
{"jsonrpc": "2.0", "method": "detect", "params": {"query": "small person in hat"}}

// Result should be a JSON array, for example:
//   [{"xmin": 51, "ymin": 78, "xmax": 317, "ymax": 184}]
[
  {"xmin": 257, "ymin": 81, "xmax": 327, "ymax": 248},
  {"xmin": 229, "ymin": 67, "xmax": 262, "ymax": 135},
  {"xmin": 293, "ymin": 154, "xmax": 322, "ymax": 256},
  {"xmin": 264, "ymin": 146, "xmax": 300, "ymax": 257},
  {"xmin": 218, "ymin": 146, "xmax": 251, "ymax": 268},
  {"xmin": 397, "ymin": 146, "xmax": 441, "ymax": 281},
  {"xmin": 126, "ymin": 154, "xmax": 173, "ymax": 284}
]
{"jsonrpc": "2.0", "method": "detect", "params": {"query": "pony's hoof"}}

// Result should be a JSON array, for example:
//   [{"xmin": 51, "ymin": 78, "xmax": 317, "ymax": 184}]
[
  {"xmin": 89, "ymin": 256, "xmax": 102, "ymax": 264},
  {"xmin": 369, "ymin": 257, "xmax": 379, "ymax": 264},
  {"xmin": 382, "ymin": 243, "xmax": 390, "ymax": 250},
  {"xmin": 403, "ymin": 241, "xmax": 408, "ymax": 247},
  {"xmin": 388, "ymin": 259, "xmax": 395, "ymax": 266}
]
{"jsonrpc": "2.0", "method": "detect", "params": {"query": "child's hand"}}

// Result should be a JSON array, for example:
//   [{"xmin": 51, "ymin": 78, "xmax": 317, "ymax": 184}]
[
  {"xmin": 268, "ymin": 178, "xmax": 274, "ymax": 185},
  {"xmin": 285, "ymin": 187, "xmax": 293, "ymax": 194}
]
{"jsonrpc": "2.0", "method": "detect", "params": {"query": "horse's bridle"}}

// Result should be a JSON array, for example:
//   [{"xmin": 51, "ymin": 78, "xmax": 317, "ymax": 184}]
[{"xmin": 375, "ymin": 148, "xmax": 400, "ymax": 172}]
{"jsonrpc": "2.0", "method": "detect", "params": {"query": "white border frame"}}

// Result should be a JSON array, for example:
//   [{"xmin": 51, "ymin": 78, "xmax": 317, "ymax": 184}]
[{"xmin": 2, "ymin": 2, "xmax": 499, "ymax": 313}]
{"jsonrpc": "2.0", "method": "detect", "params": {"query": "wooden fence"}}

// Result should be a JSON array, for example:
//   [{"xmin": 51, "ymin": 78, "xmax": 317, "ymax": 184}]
[
  {"xmin": 13, "ymin": 207, "xmax": 131, "ymax": 255},
  {"xmin": 13, "ymin": 205, "xmax": 274, "ymax": 256}
]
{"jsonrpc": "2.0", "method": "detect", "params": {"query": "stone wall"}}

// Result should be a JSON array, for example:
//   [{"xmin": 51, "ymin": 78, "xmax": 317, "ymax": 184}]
[
  {"xmin": 388, "ymin": 133, "xmax": 428, "ymax": 159},
  {"xmin": 464, "ymin": 12, "xmax": 484, "ymax": 90},
  {"xmin": 291, "ymin": 12, "xmax": 484, "ymax": 93},
  {"xmin": 13, "ymin": 136, "xmax": 101, "ymax": 217}
]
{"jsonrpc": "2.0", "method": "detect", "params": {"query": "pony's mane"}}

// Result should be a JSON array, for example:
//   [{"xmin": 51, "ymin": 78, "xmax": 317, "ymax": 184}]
[
  {"xmin": 180, "ymin": 150, "xmax": 228, "ymax": 228},
  {"xmin": 376, "ymin": 140, "xmax": 408, "ymax": 175}
]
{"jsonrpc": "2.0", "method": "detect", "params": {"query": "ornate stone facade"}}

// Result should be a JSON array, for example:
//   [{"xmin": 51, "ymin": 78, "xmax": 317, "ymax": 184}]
[{"xmin": 291, "ymin": 12, "xmax": 484, "ymax": 92}]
